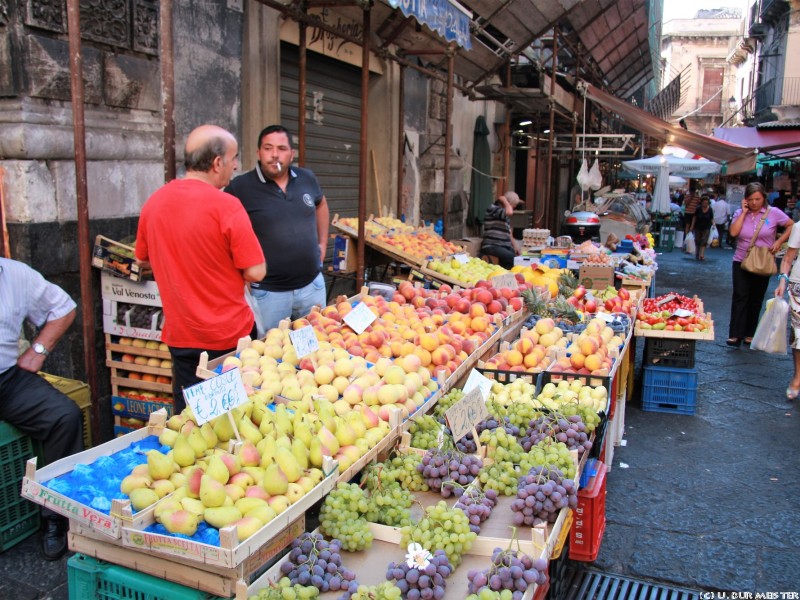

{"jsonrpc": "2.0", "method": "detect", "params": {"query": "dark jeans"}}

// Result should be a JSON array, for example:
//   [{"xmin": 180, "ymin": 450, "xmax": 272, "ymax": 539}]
[
  {"xmin": 729, "ymin": 261, "xmax": 772, "ymax": 339},
  {"xmin": 169, "ymin": 325, "xmax": 257, "ymax": 414},
  {"xmin": 480, "ymin": 244, "xmax": 516, "ymax": 269},
  {"xmin": 0, "ymin": 367, "xmax": 84, "ymax": 517}
]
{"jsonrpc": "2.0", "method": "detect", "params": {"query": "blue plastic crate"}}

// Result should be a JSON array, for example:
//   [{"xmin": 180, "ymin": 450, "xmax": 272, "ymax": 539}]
[{"xmin": 641, "ymin": 365, "xmax": 698, "ymax": 415}]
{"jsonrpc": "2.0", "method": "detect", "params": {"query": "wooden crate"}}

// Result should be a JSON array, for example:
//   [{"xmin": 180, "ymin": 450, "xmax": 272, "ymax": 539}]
[
  {"xmin": 21, "ymin": 411, "xmax": 169, "ymax": 539},
  {"xmin": 634, "ymin": 312, "xmax": 715, "ymax": 341}
]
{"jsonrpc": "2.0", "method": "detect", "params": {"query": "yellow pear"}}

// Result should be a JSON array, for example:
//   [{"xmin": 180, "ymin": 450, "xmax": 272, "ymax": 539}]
[
  {"xmin": 206, "ymin": 455, "xmax": 230, "ymax": 485},
  {"xmin": 199, "ymin": 474, "xmax": 226, "ymax": 508},
  {"xmin": 200, "ymin": 423, "xmax": 218, "ymax": 448},
  {"xmin": 237, "ymin": 440, "xmax": 262, "ymax": 468},
  {"xmin": 166, "ymin": 414, "xmax": 186, "ymax": 432},
  {"xmin": 213, "ymin": 415, "xmax": 235, "ymax": 442},
  {"xmin": 257, "ymin": 435, "xmax": 277, "ymax": 459},
  {"xmin": 245, "ymin": 505, "xmax": 277, "ymax": 524},
  {"xmin": 242, "ymin": 466, "xmax": 266, "ymax": 486},
  {"xmin": 238, "ymin": 417, "xmax": 263, "ymax": 445},
  {"xmin": 293, "ymin": 422, "xmax": 313, "ymax": 448},
  {"xmin": 334, "ymin": 421, "xmax": 357, "ymax": 447},
  {"xmin": 275, "ymin": 435, "xmax": 292, "ymax": 451},
  {"xmin": 250, "ymin": 401, "xmax": 267, "ymax": 426},
  {"xmin": 275, "ymin": 447, "xmax": 302, "ymax": 483},
  {"xmin": 169, "ymin": 471, "xmax": 187, "ymax": 489},
  {"xmin": 291, "ymin": 439, "xmax": 309, "ymax": 470},
  {"xmin": 263, "ymin": 463, "xmax": 289, "ymax": 495},
  {"xmin": 309, "ymin": 438, "xmax": 324, "ymax": 468},
  {"xmin": 147, "ymin": 450, "xmax": 175, "ymax": 481},
  {"xmin": 203, "ymin": 506, "xmax": 242, "ymax": 529},
  {"xmin": 158, "ymin": 428, "xmax": 179, "ymax": 447},
  {"xmin": 258, "ymin": 412, "xmax": 275, "ymax": 436},
  {"xmin": 129, "ymin": 488, "xmax": 160, "ymax": 511},
  {"xmin": 235, "ymin": 497, "xmax": 268, "ymax": 514},
  {"xmin": 233, "ymin": 516, "xmax": 264, "ymax": 541},
  {"xmin": 173, "ymin": 434, "xmax": 196, "ymax": 468},
  {"xmin": 317, "ymin": 426, "xmax": 340, "ymax": 455},
  {"xmin": 188, "ymin": 428, "xmax": 209, "ymax": 457},
  {"xmin": 150, "ymin": 479, "xmax": 175, "ymax": 498},
  {"xmin": 154, "ymin": 497, "xmax": 183, "ymax": 521},
  {"xmin": 180, "ymin": 497, "xmax": 206, "ymax": 519},
  {"xmin": 346, "ymin": 412, "xmax": 367, "ymax": 439},
  {"xmin": 160, "ymin": 509, "xmax": 199, "ymax": 536},
  {"xmin": 274, "ymin": 405, "xmax": 293, "ymax": 437}
]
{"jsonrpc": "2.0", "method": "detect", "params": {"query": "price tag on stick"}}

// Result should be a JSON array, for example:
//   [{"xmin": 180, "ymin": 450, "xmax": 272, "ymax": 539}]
[
  {"xmin": 452, "ymin": 253, "xmax": 469, "ymax": 264},
  {"xmin": 289, "ymin": 325, "xmax": 320, "ymax": 359},
  {"xmin": 445, "ymin": 387, "xmax": 489, "ymax": 441},
  {"xmin": 490, "ymin": 273, "xmax": 518, "ymax": 290},
  {"xmin": 182, "ymin": 367, "xmax": 250, "ymax": 427},
  {"xmin": 462, "ymin": 368, "xmax": 493, "ymax": 402},
  {"xmin": 343, "ymin": 301, "xmax": 377, "ymax": 335}
]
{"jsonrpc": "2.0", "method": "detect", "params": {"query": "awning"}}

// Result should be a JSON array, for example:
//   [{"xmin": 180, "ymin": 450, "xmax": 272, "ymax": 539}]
[
  {"xmin": 583, "ymin": 83, "xmax": 758, "ymax": 174},
  {"xmin": 713, "ymin": 127, "xmax": 800, "ymax": 159}
]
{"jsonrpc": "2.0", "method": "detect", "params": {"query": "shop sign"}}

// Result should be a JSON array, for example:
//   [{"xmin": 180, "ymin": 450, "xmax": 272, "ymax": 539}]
[{"xmin": 387, "ymin": 0, "xmax": 472, "ymax": 49}]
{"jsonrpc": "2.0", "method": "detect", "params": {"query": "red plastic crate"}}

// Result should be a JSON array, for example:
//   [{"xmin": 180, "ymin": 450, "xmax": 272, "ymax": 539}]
[{"xmin": 569, "ymin": 460, "xmax": 607, "ymax": 561}]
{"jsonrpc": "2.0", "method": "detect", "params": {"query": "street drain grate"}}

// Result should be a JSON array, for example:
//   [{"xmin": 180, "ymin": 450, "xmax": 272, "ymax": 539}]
[{"xmin": 565, "ymin": 569, "xmax": 701, "ymax": 600}]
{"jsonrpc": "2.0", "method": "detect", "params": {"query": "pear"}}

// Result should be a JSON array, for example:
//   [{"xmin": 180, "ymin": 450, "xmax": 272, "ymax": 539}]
[
  {"xmin": 203, "ymin": 506, "xmax": 242, "ymax": 529},
  {"xmin": 154, "ymin": 497, "xmax": 182, "ymax": 521},
  {"xmin": 180, "ymin": 497, "xmax": 206, "ymax": 519},
  {"xmin": 150, "ymin": 479, "xmax": 175, "ymax": 498},
  {"xmin": 295, "ymin": 476, "xmax": 316, "ymax": 494},
  {"xmin": 309, "ymin": 438, "xmax": 324, "ymax": 468},
  {"xmin": 235, "ymin": 497, "xmax": 268, "ymax": 515},
  {"xmin": 293, "ymin": 422, "xmax": 313, "ymax": 448},
  {"xmin": 242, "ymin": 466, "xmax": 266, "ymax": 486},
  {"xmin": 200, "ymin": 423, "xmax": 218, "ymax": 448},
  {"xmin": 262, "ymin": 463, "xmax": 289, "ymax": 495},
  {"xmin": 206, "ymin": 455, "xmax": 230, "ymax": 485},
  {"xmin": 219, "ymin": 453, "xmax": 241, "ymax": 477},
  {"xmin": 267, "ymin": 495, "xmax": 290, "ymax": 515},
  {"xmin": 275, "ymin": 447, "xmax": 302, "ymax": 483},
  {"xmin": 173, "ymin": 434, "xmax": 196, "ymax": 468},
  {"xmin": 129, "ymin": 488, "xmax": 160, "ymax": 511},
  {"xmin": 170, "ymin": 471, "xmax": 187, "ymax": 489},
  {"xmin": 275, "ymin": 435, "xmax": 292, "ymax": 451},
  {"xmin": 160, "ymin": 509, "xmax": 199, "ymax": 536},
  {"xmin": 250, "ymin": 401, "xmax": 267, "ymax": 426},
  {"xmin": 185, "ymin": 466, "xmax": 204, "ymax": 498},
  {"xmin": 147, "ymin": 450, "xmax": 175, "ymax": 481},
  {"xmin": 245, "ymin": 505, "xmax": 277, "ymax": 525},
  {"xmin": 213, "ymin": 415, "xmax": 235, "ymax": 442},
  {"xmin": 158, "ymin": 428, "xmax": 179, "ymax": 447},
  {"xmin": 256, "ymin": 436, "xmax": 277, "ymax": 465},
  {"xmin": 188, "ymin": 428, "xmax": 209, "ymax": 457},
  {"xmin": 258, "ymin": 412, "xmax": 275, "ymax": 436},
  {"xmin": 274, "ymin": 405, "xmax": 293, "ymax": 437},
  {"xmin": 238, "ymin": 417, "xmax": 263, "ymax": 445},
  {"xmin": 291, "ymin": 439, "xmax": 309, "ymax": 470},
  {"xmin": 237, "ymin": 441, "xmax": 262, "ymax": 468},
  {"xmin": 233, "ymin": 516, "xmax": 264, "ymax": 541},
  {"xmin": 199, "ymin": 474, "xmax": 227, "ymax": 508},
  {"xmin": 285, "ymin": 482, "xmax": 305, "ymax": 504},
  {"xmin": 224, "ymin": 483, "xmax": 245, "ymax": 502},
  {"xmin": 334, "ymin": 421, "xmax": 357, "ymax": 447},
  {"xmin": 346, "ymin": 412, "xmax": 367, "ymax": 439},
  {"xmin": 166, "ymin": 414, "xmax": 186, "ymax": 431},
  {"xmin": 171, "ymin": 486, "xmax": 188, "ymax": 503},
  {"xmin": 317, "ymin": 426, "xmax": 340, "ymax": 455},
  {"xmin": 120, "ymin": 474, "xmax": 152, "ymax": 496}
]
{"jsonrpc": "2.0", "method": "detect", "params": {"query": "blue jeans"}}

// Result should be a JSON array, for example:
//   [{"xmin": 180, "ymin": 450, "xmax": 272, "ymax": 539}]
[{"xmin": 253, "ymin": 272, "xmax": 327, "ymax": 331}]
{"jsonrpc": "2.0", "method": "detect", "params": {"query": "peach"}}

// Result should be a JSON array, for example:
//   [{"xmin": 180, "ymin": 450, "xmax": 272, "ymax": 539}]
[
  {"xmin": 399, "ymin": 354, "xmax": 422, "ymax": 374},
  {"xmin": 418, "ymin": 333, "xmax": 439, "ymax": 352},
  {"xmin": 584, "ymin": 353, "xmax": 602, "ymax": 371},
  {"xmin": 506, "ymin": 350, "xmax": 524, "ymax": 367},
  {"xmin": 516, "ymin": 337, "xmax": 535, "ymax": 355},
  {"xmin": 470, "ymin": 317, "xmax": 489, "ymax": 332},
  {"xmin": 570, "ymin": 352, "xmax": 586, "ymax": 370},
  {"xmin": 523, "ymin": 353, "xmax": 541, "ymax": 369}
]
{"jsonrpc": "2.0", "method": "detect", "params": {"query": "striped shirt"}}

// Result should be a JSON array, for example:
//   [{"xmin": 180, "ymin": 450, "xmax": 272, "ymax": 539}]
[
  {"xmin": 0, "ymin": 258, "xmax": 76, "ymax": 374},
  {"xmin": 481, "ymin": 203, "xmax": 514, "ymax": 252}
]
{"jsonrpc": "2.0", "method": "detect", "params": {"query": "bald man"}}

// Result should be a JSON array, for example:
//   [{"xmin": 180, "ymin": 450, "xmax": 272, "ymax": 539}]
[{"xmin": 136, "ymin": 125, "xmax": 266, "ymax": 412}]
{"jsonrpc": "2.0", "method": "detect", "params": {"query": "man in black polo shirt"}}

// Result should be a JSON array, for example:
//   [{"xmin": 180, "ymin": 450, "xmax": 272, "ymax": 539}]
[{"xmin": 226, "ymin": 125, "xmax": 330, "ymax": 331}]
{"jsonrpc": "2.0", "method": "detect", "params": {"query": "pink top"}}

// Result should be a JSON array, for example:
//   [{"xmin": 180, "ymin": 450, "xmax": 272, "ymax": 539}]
[{"xmin": 731, "ymin": 206, "xmax": 792, "ymax": 262}]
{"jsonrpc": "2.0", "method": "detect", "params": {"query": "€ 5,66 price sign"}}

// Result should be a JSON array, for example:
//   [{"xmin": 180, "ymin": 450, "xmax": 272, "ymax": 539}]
[
  {"xmin": 182, "ymin": 367, "xmax": 250, "ymax": 425},
  {"xmin": 444, "ymin": 387, "xmax": 489, "ymax": 441}
]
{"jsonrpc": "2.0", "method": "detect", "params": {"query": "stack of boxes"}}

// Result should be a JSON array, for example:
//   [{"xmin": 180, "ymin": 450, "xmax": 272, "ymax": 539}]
[
  {"xmin": 99, "ymin": 268, "xmax": 173, "ymax": 435},
  {"xmin": 641, "ymin": 338, "xmax": 698, "ymax": 415}
]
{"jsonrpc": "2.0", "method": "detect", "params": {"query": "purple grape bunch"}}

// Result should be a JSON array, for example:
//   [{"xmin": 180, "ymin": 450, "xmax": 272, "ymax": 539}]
[
  {"xmin": 519, "ymin": 414, "xmax": 592, "ymax": 455},
  {"xmin": 418, "ymin": 449, "xmax": 482, "ymax": 497},
  {"xmin": 280, "ymin": 532, "xmax": 359, "ymax": 599},
  {"xmin": 510, "ymin": 466, "xmax": 578, "ymax": 526},
  {"xmin": 386, "ymin": 549, "xmax": 452, "ymax": 600},
  {"xmin": 454, "ymin": 486, "xmax": 498, "ymax": 534},
  {"xmin": 466, "ymin": 547, "xmax": 548, "ymax": 599}
]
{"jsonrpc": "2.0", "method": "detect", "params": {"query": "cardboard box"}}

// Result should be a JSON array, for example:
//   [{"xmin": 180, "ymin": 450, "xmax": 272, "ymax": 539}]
[
  {"xmin": 456, "ymin": 237, "xmax": 483, "ymax": 257},
  {"xmin": 332, "ymin": 235, "xmax": 357, "ymax": 273},
  {"xmin": 92, "ymin": 235, "xmax": 149, "ymax": 282},
  {"xmin": 100, "ymin": 272, "xmax": 163, "ymax": 340},
  {"xmin": 111, "ymin": 395, "xmax": 173, "ymax": 421},
  {"xmin": 579, "ymin": 265, "xmax": 615, "ymax": 289}
]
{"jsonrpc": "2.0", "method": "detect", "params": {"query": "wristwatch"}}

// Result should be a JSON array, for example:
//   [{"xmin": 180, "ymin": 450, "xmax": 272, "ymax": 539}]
[{"xmin": 32, "ymin": 342, "xmax": 49, "ymax": 357}]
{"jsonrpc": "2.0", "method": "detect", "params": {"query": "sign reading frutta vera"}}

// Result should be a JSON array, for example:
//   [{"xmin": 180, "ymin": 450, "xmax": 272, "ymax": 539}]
[
  {"xmin": 343, "ymin": 301, "xmax": 378, "ymax": 335},
  {"xmin": 289, "ymin": 325, "xmax": 320, "ymax": 359},
  {"xmin": 182, "ymin": 367, "xmax": 249, "ymax": 425}
]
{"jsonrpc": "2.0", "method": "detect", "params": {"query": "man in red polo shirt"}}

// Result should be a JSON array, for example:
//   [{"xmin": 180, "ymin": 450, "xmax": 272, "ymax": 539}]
[{"xmin": 136, "ymin": 125, "xmax": 266, "ymax": 412}]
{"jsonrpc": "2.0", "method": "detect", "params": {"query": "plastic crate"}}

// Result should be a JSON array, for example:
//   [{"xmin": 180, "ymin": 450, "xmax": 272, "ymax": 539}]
[
  {"xmin": 0, "ymin": 421, "xmax": 40, "ymax": 551},
  {"xmin": 643, "ymin": 338, "xmax": 696, "ymax": 369},
  {"xmin": 569, "ymin": 460, "xmax": 607, "ymax": 562},
  {"xmin": 39, "ymin": 372, "xmax": 93, "ymax": 448},
  {"xmin": 641, "ymin": 366, "xmax": 698, "ymax": 415},
  {"xmin": 548, "ymin": 537, "xmax": 573, "ymax": 600},
  {"xmin": 68, "ymin": 553, "xmax": 224, "ymax": 600},
  {"xmin": 476, "ymin": 366, "xmax": 541, "ymax": 386}
]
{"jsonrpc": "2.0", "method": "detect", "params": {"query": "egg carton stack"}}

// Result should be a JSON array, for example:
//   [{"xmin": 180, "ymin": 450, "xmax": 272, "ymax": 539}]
[{"xmin": 523, "ymin": 228, "xmax": 550, "ymax": 251}]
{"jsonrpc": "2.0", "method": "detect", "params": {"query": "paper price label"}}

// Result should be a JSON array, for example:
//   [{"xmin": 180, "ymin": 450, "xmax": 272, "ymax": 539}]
[
  {"xmin": 445, "ymin": 387, "xmax": 489, "ymax": 441},
  {"xmin": 656, "ymin": 293, "xmax": 676, "ymax": 307},
  {"xmin": 289, "ymin": 325, "xmax": 320, "ymax": 358},
  {"xmin": 462, "ymin": 369, "xmax": 493, "ymax": 402},
  {"xmin": 183, "ymin": 367, "xmax": 249, "ymax": 425},
  {"xmin": 671, "ymin": 308, "xmax": 694, "ymax": 318},
  {"xmin": 452, "ymin": 253, "xmax": 469, "ymax": 264},
  {"xmin": 490, "ymin": 273, "xmax": 518, "ymax": 290},
  {"xmin": 595, "ymin": 312, "xmax": 615, "ymax": 323},
  {"xmin": 343, "ymin": 301, "xmax": 377, "ymax": 335}
]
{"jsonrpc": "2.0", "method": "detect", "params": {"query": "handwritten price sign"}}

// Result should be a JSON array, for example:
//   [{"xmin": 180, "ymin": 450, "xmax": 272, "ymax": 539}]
[
  {"xmin": 182, "ymin": 367, "xmax": 249, "ymax": 425},
  {"xmin": 490, "ymin": 273, "xmax": 518, "ymax": 290},
  {"xmin": 289, "ymin": 325, "xmax": 320, "ymax": 358},
  {"xmin": 343, "ymin": 301, "xmax": 377, "ymax": 335},
  {"xmin": 445, "ymin": 387, "xmax": 489, "ymax": 441}
]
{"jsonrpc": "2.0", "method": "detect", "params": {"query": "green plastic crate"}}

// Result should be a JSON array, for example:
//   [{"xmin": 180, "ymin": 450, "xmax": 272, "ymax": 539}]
[
  {"xmin": 68, "ymin": 554, "xmax": 225, "ymax": 600},
  {"xmin": 0, "ymin": 421, "xmax": 40, "ymax": 552}
]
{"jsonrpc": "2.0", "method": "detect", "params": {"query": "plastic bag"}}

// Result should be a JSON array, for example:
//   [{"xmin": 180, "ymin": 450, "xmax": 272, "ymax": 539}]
[
  {"xmin": 751, "ymin": 297, "xmax": 789, "ymax": 354},
  {"xmin": 577, "ymin": 159, "xmax": 591, "ymax": 191},
  {"xmin": 684, "ymin": 232, "xmax": 696, "ymax": 255},
  {"xmin": 244, "ymin": 285, "xmax": 266, "ymax": 339},
  {"xmin": 588, "ymin": 159, "xmax": 603, "ymax": 190}
]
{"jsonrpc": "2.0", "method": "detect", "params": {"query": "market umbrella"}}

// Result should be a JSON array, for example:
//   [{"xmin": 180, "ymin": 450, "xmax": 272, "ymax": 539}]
[
  {"xmin": 669, "ymin": 175, "xmax": 687, "ymax": 187},
  {"xmin": 622, "ymin": 155, "xmax": 721, "ymax": 178},
  {"xmin": 651, "ymin": 158, "xmax": 671, "ymax": 213},
  {"xmin": 468, "ymin": 116, "xmax": 492, "ymax": 226}
]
